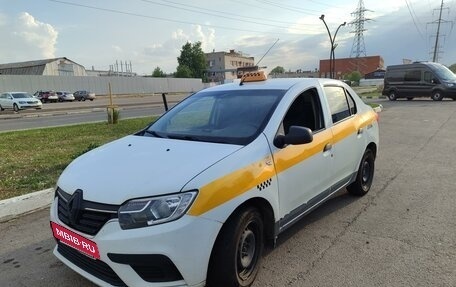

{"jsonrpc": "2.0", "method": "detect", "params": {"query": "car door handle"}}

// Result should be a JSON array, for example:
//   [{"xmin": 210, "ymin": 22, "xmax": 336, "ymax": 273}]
[
  {"xmin": 358, "ymin": 128, "xmax": 364, "ymax": 135},
  {"xmin": 323, "ymin": 143, "xmax": 332, "ymax": 152}
]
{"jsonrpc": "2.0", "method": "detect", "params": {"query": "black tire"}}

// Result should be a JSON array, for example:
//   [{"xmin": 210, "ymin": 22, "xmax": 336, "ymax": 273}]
[
  {"xmin": 347, "ymin": 149, "xmax": 375, "ymax": 196},
  {"xmin": 0, "ymin": 104, "xmax": 4, "ymax": 111},
  {"xmin": 13, "ymin": 104, "xmax": 20, "ymax": 112},
  {"xmin": 207, "ymin": 207, "xmax": 264, "ymax": 287},
  {"xmin": 90, "ymin": 99, "xmax": 94, "ymax": 101},
  {"xmin": 82, "ymin": 97, "xmax": 86, "ymax": 101},
  {"xmin": 406, "ymin": 97, "xmax": 414, "ymax": 101},
  {"xmin": 431, "ymin": 90, "xmax": 444, "ymax": 101},
  {"xmin": 388, "ymin": 91, "xmax": 397, "ymax": 101}
]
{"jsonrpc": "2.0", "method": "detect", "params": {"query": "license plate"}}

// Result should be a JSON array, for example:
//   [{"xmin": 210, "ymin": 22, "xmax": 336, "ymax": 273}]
[{"xmin": 51, "ymin": 222, "xmax": 100, "ymax": 259}]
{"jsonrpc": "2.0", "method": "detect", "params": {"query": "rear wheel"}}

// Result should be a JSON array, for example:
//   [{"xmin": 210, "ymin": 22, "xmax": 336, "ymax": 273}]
[
  {"xmin": 347, "ymin": 149, "xmax": 375, "ymax": 196},
  {"xmin": 0, "ymin": 104, "xmax": 4, "ymax": 111},
  {"xmin": 207, "ymin": 207, "xmax": 264, "ymax": 287},
  {"xmin": 13, "ymin": 104, "xmax": 19, "ymax": 112},
  {"xmin": 388, "ymin": 91, "xmax": 397, "ymax": 101},
  {"xmin": 431, "ymin": 90, "xmax": 444, "ymax": 101},
  {"xmin": 82, "ymin": 97, "xmax": 86, "ymax": 101}
]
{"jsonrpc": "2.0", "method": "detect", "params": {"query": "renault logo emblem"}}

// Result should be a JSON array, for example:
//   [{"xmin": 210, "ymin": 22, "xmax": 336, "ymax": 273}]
[{"xmin": 68, "ymin": 189, "xmax": 83, "ymax": 225}]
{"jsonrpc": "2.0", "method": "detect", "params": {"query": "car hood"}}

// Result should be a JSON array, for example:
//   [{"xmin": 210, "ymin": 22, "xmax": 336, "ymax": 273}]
[{"xmin": 57, "ymin": 135, "xmax": 242, "ymax": 205}]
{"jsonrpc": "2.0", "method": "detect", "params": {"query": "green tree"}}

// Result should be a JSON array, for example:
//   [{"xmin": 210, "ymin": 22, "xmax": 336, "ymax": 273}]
[
  {"xmin": 176, "ymin": 41, "xmax": 207, "ymax": 79},
  {"xmin": 344, "ymin": 71, "xmax": 362, "ymax": 84},
  {"xmin": 152, "ymin": 66, "xmax": 166, "ymax": 77},
  {"xmin": 175, "ymin": 65, "xmax": 192, "ymax": 78},
  {"xmin": 449, "ymin": 64, "xmax": 456, "ymax": 73},
  {"xmin": 270, "ymin": 66, "xmax": 285, "ymax": 74}
]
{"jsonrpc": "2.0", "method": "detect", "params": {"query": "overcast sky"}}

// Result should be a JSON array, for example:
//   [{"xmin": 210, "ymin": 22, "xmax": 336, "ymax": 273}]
[{"xmin": 0, "ymin": 0, "xmax": 455, "ymax": 75}]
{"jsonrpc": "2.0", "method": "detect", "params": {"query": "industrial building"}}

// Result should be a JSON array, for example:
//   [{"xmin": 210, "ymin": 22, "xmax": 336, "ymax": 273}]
[
  {"xmin": 205, "ymin": 49, "xmax": 255, "ymax": 83},
  {"xmin": 0, "ymin": 57, "xmax": 87, "ymax": 76},
  {"xmin": 319, "ymin": 55, "xmax": 384, "ymax": 79}
]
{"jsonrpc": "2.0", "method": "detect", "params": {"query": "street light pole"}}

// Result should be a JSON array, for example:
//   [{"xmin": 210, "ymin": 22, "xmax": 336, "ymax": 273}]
[
  {"xmin": 319, "ymin": 15, "xmax": 346, "ymax": 79},
  {"xmin": 332, "ymin": 22, "xmax": 346, "ymax": 79}
]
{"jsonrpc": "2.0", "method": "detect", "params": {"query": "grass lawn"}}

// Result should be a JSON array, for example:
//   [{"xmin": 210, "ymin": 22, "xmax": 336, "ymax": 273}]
[{"xmin": 0, "ymin": 117, "xmax": 155, "ymax": 200}]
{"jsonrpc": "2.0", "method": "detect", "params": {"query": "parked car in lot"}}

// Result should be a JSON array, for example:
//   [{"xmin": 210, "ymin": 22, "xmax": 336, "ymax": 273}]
[
  {"xmin": 0, "ymin": 92, "xmax": 42, "ymax": 112},
  {"xmin": 34, "ymin": 90, "xmax": 59, "ymax": 103},
  {"xmin": 382, "ymin": 61, "xmax": 456, "ymax": 101},
  {"xmin": 73, "ymin": 90, "xmax": 96, "ymax": 101},
  {"xmin": 50, "ymin": 72, "xmax": 379, "ymax": 287},
  {"xmin": 56, "ymin": 91, "xmax": 75, "ymax": 102}
]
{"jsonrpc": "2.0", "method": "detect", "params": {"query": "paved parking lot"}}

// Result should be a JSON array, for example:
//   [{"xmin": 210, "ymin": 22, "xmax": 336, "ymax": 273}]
[{"xmin": 1, "ymin": 99, "xmax": 455, "ymax": 287}]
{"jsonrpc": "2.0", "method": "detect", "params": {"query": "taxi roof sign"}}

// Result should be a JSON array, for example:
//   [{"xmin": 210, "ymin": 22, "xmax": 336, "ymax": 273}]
[{"xmin": 239, "ymin": 71, "xmax": 267, "ymax": 85}]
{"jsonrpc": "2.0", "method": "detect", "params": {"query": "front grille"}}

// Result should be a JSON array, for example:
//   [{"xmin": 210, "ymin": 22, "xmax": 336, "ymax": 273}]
[
  {"xmin": 56, "ymin": 188, "xmax": 120, "ymax": 236},
  {"xmin": 57, "ymin": 243, "xmax": 126, "ymax": 287}
]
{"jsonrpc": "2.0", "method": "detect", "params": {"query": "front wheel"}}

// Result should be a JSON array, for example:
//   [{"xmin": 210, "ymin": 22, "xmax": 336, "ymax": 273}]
[
  {"xmin": 0, "ymin": 104, "xmax": 4, "ymax": 111},
  {"xmin": 13, "ymin": 104, "xmax": 19, "ymax": 112},
  {"xmin": 347, "ymin": 149, "xmax": 375, "ymax": 196},
  {"xmin": 431, "ymin": 91, "xmax": 444, "ymax": 101},
  {"xmin": 207, "ymin": 207, "xmax": 264, "ymax": 287},
  {"xmin": 388, "ymin": 91, "xmax": 397, "ymax": 101}
]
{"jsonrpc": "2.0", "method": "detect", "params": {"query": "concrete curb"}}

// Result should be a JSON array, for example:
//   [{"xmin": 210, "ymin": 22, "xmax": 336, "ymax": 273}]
[
  {"xmin": 373, "ymin": 104, "xmax": 383, "ymax": 113},
  {"xmin": 0, "ymin": 188, "xmax": 54, "ymax": 222}
]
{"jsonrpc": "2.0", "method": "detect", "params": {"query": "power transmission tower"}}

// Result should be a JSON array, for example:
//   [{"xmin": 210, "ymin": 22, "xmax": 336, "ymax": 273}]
[
  {"xmin": 349, "ymin": 0, "xmax": 372, "ymax": 58},
  {"xmin": 428, "ymin": 0, "xmax": 453, "ymax": 62}
]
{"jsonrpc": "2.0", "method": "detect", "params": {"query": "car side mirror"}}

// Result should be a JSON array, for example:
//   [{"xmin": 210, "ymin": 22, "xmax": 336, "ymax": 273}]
[{"xmin": 274, "ymin": 126, "xmax": 313, "ymax": 149}]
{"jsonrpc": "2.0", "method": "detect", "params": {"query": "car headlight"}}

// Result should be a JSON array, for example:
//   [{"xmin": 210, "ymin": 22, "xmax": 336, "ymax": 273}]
[
  {"xmin": 445, "ymin": 82, "xmax": 455, "ymax": 87},
  {"xmin": 118, "ymin": 191, "xmax": 198, "ymax": 229}
]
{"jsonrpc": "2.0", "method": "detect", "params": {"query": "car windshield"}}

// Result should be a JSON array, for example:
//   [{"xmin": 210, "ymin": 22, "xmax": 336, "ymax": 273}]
[
  {"xmin": 12, "ymin": 93, "xmax": 33, "ymax": 99},
  {"xmin": 142, "ymin": 89, "xmax": 286, "ymax": 145},
  {"xmin": 431, "ymin": 63, "xmax": 456, "ymax": 81}
]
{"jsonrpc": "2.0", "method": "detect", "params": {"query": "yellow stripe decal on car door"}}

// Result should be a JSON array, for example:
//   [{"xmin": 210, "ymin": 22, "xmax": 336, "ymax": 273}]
[{"xmin": 188, "ymin": 111, "xmax": 377, "ymax": 216}]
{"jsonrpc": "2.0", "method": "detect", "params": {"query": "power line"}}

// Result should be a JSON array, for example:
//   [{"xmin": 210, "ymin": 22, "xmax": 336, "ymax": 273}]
[
  {"xmin": 404, "ymin": 0, "xmax": 425, "ymax": 40},
  {"xmin": 49, "ymin": 0, "xmax": 296, "ymax": 35},
  {"xmin": 254, "ymin": 0, "xmax": 320, "ymax": 15},
  {"xmin": 161, "ymin": 0, "xmax": 318, "ymax": 27},
  {"xmin": 306, "ymin": 0, "xmax": 342, "ymax": 9},
  {"xmin": 140, "ymin": 0, "xmax": 318, "ymax": 32}
]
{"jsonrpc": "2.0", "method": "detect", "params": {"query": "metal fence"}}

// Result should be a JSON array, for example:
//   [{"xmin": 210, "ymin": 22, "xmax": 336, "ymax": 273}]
[{"xmin": 0, "ymin": 75, "xmax": 204, "ymax": 95}]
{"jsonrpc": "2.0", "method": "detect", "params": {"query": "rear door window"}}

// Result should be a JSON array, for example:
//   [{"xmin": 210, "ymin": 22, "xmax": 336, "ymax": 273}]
[{"xmin": 324, "ymin": 86, "xmax": 357, "ymax": 124}]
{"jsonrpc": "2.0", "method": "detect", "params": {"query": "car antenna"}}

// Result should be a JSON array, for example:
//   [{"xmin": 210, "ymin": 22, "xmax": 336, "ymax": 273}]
[
  {"xmin": 256, "ymin": 38, "xmax": 279, "ymax": 67},
  {"xmin": 240, "ymin": 38, "xmax": 279, "ymax": 86}
]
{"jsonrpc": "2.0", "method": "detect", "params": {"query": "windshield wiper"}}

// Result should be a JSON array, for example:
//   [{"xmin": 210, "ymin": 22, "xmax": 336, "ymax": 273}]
[
  {"xmin": 144, "ymin": 130, "xmax": 166, "ymax": 138},
  {"xmin": 167, "ymin": 134, "xmax": 201, "ymax": 141}
]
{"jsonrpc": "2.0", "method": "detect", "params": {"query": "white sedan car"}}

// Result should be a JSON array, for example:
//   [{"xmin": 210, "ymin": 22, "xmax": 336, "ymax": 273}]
[
  {"xmin": 56, "ymin": 91, "xmax": 75, "ymax": 102},
  {"xmin": 50, "ymin": 73, "xmax": 379, "ymax": 287},
  {"xmin": 0, "ymin": 92, "xmax": 42, "ymax": 112}
]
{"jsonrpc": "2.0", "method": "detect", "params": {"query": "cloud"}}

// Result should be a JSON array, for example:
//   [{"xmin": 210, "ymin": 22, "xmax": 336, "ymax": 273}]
[
  {"xmin": 139, "ymin": 25, "xmax": 216, "ymax": 73},
  {"xmin": 0, "ymin": 12, "xmax": 58, "ymax": 62},
  {"xmin": 112, "ymin": 45, "xmax": 123, "ymax": 53}
]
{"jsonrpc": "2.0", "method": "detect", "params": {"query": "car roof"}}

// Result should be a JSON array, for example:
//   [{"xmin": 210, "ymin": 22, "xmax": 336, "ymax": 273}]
[{"xmin": 202, "ymin": 78, "xmax": 341, "ymax": 92}]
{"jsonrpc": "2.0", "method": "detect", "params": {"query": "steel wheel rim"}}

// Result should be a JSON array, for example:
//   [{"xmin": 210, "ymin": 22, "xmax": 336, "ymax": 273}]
[
  {"xmin": 361, "ymin": 159, "xmax": 372, "ymax": 190},
  {"xmin": 237, "ymin": 223, "xmax": 258, "ymax": 280}
]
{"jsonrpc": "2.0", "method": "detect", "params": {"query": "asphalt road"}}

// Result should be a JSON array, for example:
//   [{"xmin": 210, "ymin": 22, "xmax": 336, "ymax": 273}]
[
  {"xmin": 1, "ymin": 99, "xmax": 456, "ymax": 286},
  {"xmin": 0, "ymin": 94, "xmax": 186, "ymax": 132}
]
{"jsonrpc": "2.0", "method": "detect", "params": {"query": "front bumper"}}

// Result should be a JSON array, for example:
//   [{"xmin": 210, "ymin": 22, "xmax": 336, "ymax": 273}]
[
  {"xmin": 50, "ymin": 197, "xmax": 222, "ymax": 287},
  {"xmin": 18, "ymin": 103, "xmax": 42, "ymax": 109}
]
